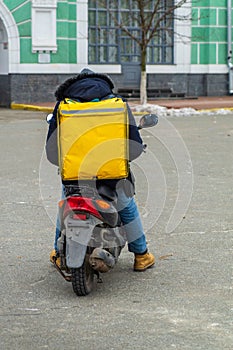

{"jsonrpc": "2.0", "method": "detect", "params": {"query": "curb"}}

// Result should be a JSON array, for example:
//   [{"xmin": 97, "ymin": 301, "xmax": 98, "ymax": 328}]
[
  {"xmin": 198, "ymin": 107, "xmax": 233, "ymax": 113},
  {"xmin": 11, "ymin": 103, "xmax": 54, "ymax": 113},
  {"xmin": 10, "ymin": 102, "xmax": 233, "ymax": 114}
]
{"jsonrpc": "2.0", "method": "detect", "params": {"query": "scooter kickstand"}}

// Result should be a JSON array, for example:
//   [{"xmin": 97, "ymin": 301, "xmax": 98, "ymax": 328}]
[{"xmin": 94, "ymin": 270, "xmax": 103, "ymax": 283}]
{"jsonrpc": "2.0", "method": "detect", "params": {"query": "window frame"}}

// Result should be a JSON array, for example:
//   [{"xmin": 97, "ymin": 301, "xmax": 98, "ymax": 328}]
[{"xmin": 88, "ymin": 0, "xmax": 174, "ymax": 65}]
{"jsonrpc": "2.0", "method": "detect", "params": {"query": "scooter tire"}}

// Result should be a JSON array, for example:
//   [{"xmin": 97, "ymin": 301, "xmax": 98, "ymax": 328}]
[{"xmin": 71, "ymin": 259, "xmax": 94, "ymax": 296}]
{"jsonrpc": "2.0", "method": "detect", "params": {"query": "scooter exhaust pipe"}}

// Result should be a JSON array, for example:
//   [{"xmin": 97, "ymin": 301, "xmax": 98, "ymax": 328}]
[{"xmin": 89, "ymin": 248, "xmax": 116, "ymax": 273}]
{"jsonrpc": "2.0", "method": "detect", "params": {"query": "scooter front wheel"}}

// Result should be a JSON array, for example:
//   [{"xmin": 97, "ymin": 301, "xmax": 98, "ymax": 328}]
[{"xmin": 71, "ymin": 258, "xmax": 94, "ymax": 296}]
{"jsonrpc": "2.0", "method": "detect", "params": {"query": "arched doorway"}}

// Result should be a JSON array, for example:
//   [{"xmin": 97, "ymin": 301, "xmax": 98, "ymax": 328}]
[
  {"xmin": 0, "ymin": 17, "xmax": 9, "ymax": 74},
  {"xmin": 0, "ymin": 2, "xmax": 20, "ymax": 106}
]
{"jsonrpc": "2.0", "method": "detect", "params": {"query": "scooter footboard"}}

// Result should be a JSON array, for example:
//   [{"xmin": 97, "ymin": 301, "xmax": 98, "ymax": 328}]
[{"xmin": 65, "ymin": 215, "xmax": 101, "ymax": 268}]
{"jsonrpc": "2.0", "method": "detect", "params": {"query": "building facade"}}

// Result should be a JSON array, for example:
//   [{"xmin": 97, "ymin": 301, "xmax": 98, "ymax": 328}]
[{"xmin": 0, "ymin": 0, "xmax": 232, "ymax": 106}]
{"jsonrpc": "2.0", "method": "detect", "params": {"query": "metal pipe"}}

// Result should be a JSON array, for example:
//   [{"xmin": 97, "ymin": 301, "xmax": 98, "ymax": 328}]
[{"xmin": 227, "ymin": 0, "xmax": 233, "ymax": 94}]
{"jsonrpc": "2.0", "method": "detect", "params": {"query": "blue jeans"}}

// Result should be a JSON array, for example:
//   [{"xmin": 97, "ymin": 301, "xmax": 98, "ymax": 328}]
[
  {"xmin": 115, "ymin": 187, "xmax": 147, "ymax": 253},
  {"xmin": 54, "ymin": 186, "xmax": 147, "ymax": 254}
]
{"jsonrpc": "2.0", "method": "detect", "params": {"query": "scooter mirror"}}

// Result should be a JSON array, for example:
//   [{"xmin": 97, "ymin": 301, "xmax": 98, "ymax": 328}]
[
  {"xmin": 138, "ymin": 114, "xmax": 158, "ymax": 129},
  {"xmin": 46, "ymin": 113, "xmax": 53, "ymax": 124}
]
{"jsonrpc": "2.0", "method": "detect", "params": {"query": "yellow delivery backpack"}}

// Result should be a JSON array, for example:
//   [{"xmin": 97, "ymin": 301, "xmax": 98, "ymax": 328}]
[{"xmin": 57, "ymin": 97, "xmax": 129, "ymax": 181}]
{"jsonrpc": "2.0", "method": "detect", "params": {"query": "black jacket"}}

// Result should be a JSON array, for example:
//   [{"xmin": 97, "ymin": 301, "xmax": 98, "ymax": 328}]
[{"xmin": 46, "ymin": 72, "xmax": 143, "ymax": 195}]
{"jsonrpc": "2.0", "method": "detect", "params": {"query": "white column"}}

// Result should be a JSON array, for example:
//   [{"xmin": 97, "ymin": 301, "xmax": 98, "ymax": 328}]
[{"xmin": 77, "ymin": 0, "xmax": 88, "ymax": 66}]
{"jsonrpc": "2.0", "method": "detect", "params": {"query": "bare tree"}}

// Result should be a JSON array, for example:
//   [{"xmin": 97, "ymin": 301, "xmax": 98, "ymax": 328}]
[{"xmin": 98, "ymin": 0, "xmax": 190, "ymax": 104}]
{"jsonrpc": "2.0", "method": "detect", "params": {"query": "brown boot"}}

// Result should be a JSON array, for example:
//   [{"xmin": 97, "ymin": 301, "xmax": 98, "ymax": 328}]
[
  {"xmin": 50, "ymin": 249, "xmax": 61, "ymax": 268},
  {"xmin": 134, "ymin": 252, "xmax": 155, "ymax": 271}
]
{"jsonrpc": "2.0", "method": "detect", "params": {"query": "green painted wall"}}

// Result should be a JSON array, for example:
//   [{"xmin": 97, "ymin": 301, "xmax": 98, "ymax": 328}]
[
  {"xmin": 191, "ymin": 0, "xmax": 231, "ymax": 65},
  {"xmin": 2, "ymin": 0, "xmax": 232, "ymax": 66},
  {"xmin": 3, "ymin": 0, "xmax": 77, "ymax": 64}
]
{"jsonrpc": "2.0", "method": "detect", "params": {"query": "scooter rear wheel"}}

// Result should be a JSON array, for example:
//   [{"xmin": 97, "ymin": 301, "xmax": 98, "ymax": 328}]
[{"xmin": 71, "ymin": 258, "xmax": 94, "ymax": 296}]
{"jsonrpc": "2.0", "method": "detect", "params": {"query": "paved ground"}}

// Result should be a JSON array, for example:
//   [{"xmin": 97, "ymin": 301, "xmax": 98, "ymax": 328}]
[{"xmin": 0, "ymin": 108, "xmax": 232, "ymax": 350}]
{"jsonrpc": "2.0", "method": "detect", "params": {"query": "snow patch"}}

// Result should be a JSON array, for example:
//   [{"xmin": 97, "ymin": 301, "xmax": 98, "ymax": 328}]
[{"xmin": 132, "ymin": 104, "xmax": 233, "ymax": 117}]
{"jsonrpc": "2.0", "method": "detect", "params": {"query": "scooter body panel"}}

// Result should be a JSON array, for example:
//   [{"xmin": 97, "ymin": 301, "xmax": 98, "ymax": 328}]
[{"xmin": 65, "ymin": 215, "xmax": 101, "ymax": 268}]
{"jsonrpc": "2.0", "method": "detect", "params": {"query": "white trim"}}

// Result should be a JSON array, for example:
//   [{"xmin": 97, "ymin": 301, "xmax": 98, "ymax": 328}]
[
  {"xmin": 0, "ymin": 1, "xmax": 20, "ymax": 72},
  {"xmin": 32, "ymin": 0, "xmax": 57, "ymax": 8},
  {"xmin": 10, "ymin": 63, "xmax": 122, "ymax": 74},
  {"xmin": 190, "ymin": 64, "xmax": 228, "ymax": 74},
  {"xmin": 77, "ymin": 0, "xmax": 88, "ymax": 65},
  {"xmin": 11, "ymin": 63, "xmax": 86, "ymax": 73},
  {"xmin": 89, "ymin": 65, "xmax": 122, "ymax": 74},
  {"xmin": 147, "ymin": 64, "xmax": 228, "ymax": 74},
  {"xmin": 10, "ymin": 62, "xmax": 228, "ymax": 75}
]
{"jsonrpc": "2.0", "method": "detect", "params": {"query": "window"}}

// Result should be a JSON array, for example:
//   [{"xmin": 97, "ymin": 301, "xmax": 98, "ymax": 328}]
[
  {"xmin": 88, "ymin": 0, "xmax": 174, "ymax": 64},
  {"xmin": 32, "ymin": 0, "xmax": 57, "ymax": 53}
]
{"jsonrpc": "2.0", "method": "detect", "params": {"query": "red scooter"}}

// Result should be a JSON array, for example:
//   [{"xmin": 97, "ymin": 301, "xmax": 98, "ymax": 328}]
[{"xmin": 50, "ymin": 114, "xmax": 158, "ymax": 296}]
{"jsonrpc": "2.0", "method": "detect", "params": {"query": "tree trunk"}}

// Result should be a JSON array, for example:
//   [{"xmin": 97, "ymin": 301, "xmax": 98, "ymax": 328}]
[
  {"xmin": 140, "ymin": 48, "xmax": 147, "ymax": 105},
  {"xmin": 140, "ymin": 71, "xmax": 147, "ymax": 105}
]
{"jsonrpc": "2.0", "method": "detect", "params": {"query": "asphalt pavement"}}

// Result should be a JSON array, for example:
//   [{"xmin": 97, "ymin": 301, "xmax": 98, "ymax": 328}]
[{"xmin": 0, "ymin": 107, "xmax": 232, "ymax": 350}]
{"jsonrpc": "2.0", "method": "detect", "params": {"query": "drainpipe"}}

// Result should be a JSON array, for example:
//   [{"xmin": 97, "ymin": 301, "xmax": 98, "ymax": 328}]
[{"xmin": 227, "ymin": 0, "xmax": 233, "ymax": 94}]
